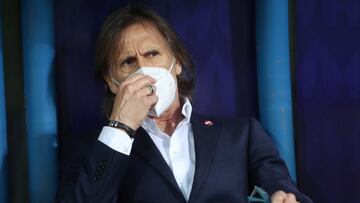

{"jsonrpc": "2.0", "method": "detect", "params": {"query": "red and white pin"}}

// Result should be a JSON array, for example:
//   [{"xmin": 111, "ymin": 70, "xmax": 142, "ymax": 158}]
[{"xmin": 204, "ymin": 120, "xmax": 214, "ymax": 126}]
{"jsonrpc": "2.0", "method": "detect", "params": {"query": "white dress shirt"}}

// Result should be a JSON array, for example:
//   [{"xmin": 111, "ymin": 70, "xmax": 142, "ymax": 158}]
[{"xmin": 98, "ymin": 98, "xmax": 195, "ymax": 200}]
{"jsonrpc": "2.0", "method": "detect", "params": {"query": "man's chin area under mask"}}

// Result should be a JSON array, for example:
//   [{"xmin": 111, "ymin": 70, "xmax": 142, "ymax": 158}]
[{"xmin": 148, "ymin": 95, "xmax": 182, "ymax": 119}]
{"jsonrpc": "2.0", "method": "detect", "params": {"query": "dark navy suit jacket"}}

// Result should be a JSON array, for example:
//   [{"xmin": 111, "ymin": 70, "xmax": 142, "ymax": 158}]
[{"xmin": 57, "ymin": 114, "xmax": 313, "ymax": 203}]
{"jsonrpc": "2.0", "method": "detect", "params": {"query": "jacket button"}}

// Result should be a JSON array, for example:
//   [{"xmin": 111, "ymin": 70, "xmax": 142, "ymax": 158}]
[{"xmin": 93, "ymin": 176, "xmax": 99, "ymax": 181}]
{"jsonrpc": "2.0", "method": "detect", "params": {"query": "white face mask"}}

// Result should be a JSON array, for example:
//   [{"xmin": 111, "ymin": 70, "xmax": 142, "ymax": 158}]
[{"xmin": 111, "ymin": 58, "xmax": 177, "ymax": 117}]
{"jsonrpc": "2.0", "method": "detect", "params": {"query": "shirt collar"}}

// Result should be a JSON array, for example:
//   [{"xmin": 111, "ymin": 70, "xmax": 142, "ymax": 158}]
[
  {"xmin": 181, "ymin": 97, "xmax": 192, "ymax": 124},
  {"xmin": 141, "ymin": 97, "xmax": 192, "ymax": 133}
]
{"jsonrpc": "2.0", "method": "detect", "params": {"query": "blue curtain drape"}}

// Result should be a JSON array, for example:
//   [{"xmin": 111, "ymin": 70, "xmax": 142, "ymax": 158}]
[
  {"xmin": 21, "ymin": 0, "xmax": 58, "ymax": 202},
  {"xmin": 0, "ymin": 1, "xmax": 9, "ymax": 201},
  {"xmin": 255, "ymin": 0, "xmax": 297, "ymax": 181}
]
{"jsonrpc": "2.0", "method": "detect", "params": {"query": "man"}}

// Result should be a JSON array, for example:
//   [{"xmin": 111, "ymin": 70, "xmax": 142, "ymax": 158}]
[{"xmin": 57, "ymin": 6, "xmax": 313, "ymax": 203}]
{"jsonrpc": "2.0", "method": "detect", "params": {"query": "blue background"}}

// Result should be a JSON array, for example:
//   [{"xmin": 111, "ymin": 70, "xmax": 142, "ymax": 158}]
[
  {"xmin": 294, "ymin": 0, "xmax": 360, "ymax": 202},
  {"xmin": 1, "ymin": 0, "xmax": 360, "ymax": 202}
]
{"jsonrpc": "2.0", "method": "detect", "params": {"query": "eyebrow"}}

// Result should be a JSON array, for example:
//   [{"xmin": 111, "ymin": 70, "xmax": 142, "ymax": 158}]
[
  {"xmin": 143, "ymin": 48, "xmax": 159, "ymax": 55},
  {"xmin": 140, "ymin": 45, "xmax": 161, "ymax": 53},
  {"xmin": 117, "ymin": 46, "xmax": 162, "ymax": 65},
  {"xmin": 117, "ymin": 50, "xmax": 136, "ymax": 64}
]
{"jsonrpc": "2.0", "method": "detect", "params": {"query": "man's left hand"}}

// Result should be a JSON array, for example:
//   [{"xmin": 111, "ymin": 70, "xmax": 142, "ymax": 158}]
[{"xmin": 271, "ymin": 191, "xmax": 299, "ymax": 203}]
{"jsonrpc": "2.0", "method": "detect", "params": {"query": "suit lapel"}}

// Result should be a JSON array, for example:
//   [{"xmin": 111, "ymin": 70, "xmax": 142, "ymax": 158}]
[
  {"xmin": 131, "ymin": 127, "xmax": 185, "ymax": 200},
  {"xmin": 130, "ymin": 114, "xmax": 221, "ymax": 201},
  {"xmin": 189, "ymin": 114, "xmax": 221, "ymax": 198}
]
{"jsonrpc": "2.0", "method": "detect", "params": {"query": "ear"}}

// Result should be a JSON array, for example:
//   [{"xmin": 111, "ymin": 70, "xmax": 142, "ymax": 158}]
[
  {"xmin": 104, "ymin": 74, "xmax": 120, "ymax": 94},
  {"xmin": 175, "ymin": 61, "xmax": 182, "ymax": 76}
]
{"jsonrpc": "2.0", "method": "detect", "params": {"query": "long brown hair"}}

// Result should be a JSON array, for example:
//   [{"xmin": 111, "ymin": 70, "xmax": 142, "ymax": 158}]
[{"xmin": 95, "ymin": 6, "xmax": 195, "ymax": 118}]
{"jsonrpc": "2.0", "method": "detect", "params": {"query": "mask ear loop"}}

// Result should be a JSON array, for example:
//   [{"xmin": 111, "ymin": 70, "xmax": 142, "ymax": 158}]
[
  {"xmin": 168, "ymin": 57, "xmax": 175, "ymax": 73},
  {"xmin": 110, "ymin": 75, "xmax": 121, "ymax": 86}
]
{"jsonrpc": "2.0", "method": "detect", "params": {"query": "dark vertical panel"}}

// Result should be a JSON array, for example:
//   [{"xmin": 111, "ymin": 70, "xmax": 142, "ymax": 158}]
[
  {"xmin": 54, "ymin": 0, "xmax": 125, "ymax": 138},
  {"xmin": 288, "ymin": 0, "xmax": 299, "ymax": 182},
  {"xmin": 0, "ymin": 0, "xmax": 9, "ymax": 201},
  {"xmin": 230, "ymin": 0, "xmax": 258, "ymax": 119},
  {"xmin": 295, "ymin": 0, "xmax": 360, "ymax": 202},
  {"xmin": 1, "ymin": 0, "xmax": 30, "ymax": 202},
  {"xmin": 151, "ymin": 0, "xmax": 254, "ymax": 118},
  {"xmin": 54, "ymin": 0, "xmax": 126, "ymax": 170}
]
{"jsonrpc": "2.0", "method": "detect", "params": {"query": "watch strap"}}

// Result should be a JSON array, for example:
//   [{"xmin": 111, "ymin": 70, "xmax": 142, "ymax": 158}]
[{"xmin": 108, "ymin": 120, "xmax": 135, "ymax": 138}]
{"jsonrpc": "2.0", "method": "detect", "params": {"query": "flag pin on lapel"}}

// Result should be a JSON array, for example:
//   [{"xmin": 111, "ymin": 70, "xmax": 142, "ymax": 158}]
[{"xmin": 204, "ymin": 120, "xmax": 214, "ymax": 126}]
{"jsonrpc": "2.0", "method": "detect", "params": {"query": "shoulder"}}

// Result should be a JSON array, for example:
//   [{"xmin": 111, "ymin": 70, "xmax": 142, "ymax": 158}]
[
  {"xmin": 191, "ymin": 113, "xmax": 273, "ymax": 148},
  {"xmin": 191, "ymin": 113, "xmax": 268, "ymax": 144}
]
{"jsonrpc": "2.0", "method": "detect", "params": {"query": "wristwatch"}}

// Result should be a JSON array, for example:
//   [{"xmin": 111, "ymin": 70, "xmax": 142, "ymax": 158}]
[{"xmin": 108, "ymin": 120, "xmax": 135, "ymax": 138}]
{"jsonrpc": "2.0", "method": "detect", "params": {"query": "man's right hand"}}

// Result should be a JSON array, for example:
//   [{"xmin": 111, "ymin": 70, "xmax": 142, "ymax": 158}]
[{"xmin": 109, "ymin": 73, "xmax": 158, "ymax": 131}]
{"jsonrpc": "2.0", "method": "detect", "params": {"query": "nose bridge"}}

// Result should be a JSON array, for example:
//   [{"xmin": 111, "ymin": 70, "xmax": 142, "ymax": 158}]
[{"xmin": 137, "ymin": 56, "xmax": 146, "ymax": 68}]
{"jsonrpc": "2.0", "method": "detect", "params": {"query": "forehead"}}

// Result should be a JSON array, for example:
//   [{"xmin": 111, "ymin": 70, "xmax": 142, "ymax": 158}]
[{"xmin": 118, "ymin": 22, "xmax": 170, "ymax": 53}]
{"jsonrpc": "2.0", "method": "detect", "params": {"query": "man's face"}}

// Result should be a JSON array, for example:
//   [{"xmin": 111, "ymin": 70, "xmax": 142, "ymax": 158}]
[{"xmin": 108, "ymin": 22, "xmax": 182, "ymax": 83}]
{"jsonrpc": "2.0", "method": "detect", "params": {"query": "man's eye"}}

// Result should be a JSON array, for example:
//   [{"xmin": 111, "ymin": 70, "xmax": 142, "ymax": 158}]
[
  {"xmin": 147, "ymin": 51, "xmax": 159, "ymax": 57},
  {"xmin": 123, "ymin": 58, "xmax": 135, "ymax": 65}
]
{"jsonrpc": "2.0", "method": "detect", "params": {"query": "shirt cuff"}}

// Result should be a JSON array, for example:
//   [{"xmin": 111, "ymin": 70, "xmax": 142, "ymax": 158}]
[{"xmin": 98, "ymin": 126, "xmax": 134, "ymax": 155}]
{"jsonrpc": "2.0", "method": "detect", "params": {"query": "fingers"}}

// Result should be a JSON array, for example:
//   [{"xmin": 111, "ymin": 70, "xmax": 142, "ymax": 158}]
[
  {"xmin": 134, "ymin": 85, "xmax": 157, "ymax": 101},
  {"xmin": 271, "ymin": 191, "xmax": 298, "ymax": 203},
  {"xmin": 271, "ymin": 191, "xmax": 287, "ymax": 203},
  {"xmin": 284, "ymin": 193, "xmax": 297, "ymax": 203},
  {"xmin": 109, "ymin": 73, "xmax": 158, "ymax": 131},
  {"xmin": 119, "ymin": 74, "xmax": 156, "ymax": 96},
  {"xmin": 122, "ymin": 73, "xmax": 156, "ymax": 88},
  {"xmin": 120, "ymin": 73, "xmax": 144, "ymax": 84},
  {"xmin": 147, "ymin": 94, "xmax": 159, "ymax": 107}
]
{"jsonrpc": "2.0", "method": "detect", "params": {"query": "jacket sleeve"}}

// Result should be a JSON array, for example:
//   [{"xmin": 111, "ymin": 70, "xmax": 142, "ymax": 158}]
[
  {"xmin": 56, "ymin": 133, "xmax": 130, "ymax": 203},
  {"xmin": 247, "ymin": 118, "xmax": 313, "ymax": 203}
]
